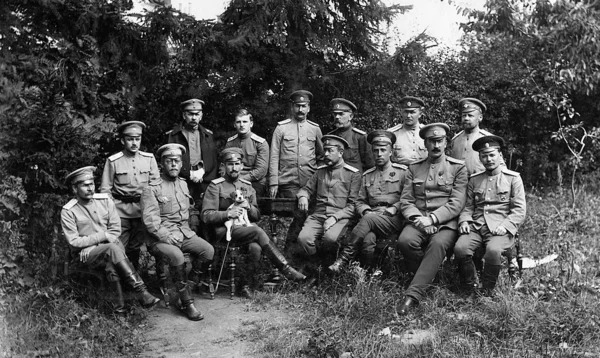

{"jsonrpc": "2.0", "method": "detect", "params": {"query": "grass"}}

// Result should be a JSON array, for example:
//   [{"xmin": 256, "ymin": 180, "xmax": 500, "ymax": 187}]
[{"xmin": 240, "ymin": 188, "xmax": 600, "ymax": 358}]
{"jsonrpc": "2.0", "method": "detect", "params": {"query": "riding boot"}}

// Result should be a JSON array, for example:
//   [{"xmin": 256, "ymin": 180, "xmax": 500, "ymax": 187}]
[
  {"xmin": 109, "ymin": 280, "xmax": 127, "ymax": 315},
  {"xmin": 189, "ymin": 259, "xmax": 214, "ymax": 294},
  {"xmin": 328, "ymin": 243, "xmax": 357, "ymax": 273},
  {"xmin": 481, "ymin": 264, "xmax": 502, "ymax": 295},
  {"xmin": 115, "ymin": 259, "xmax": 160, "ymax": 308},
  {"xmin": 153, "ymin": 251, "xmax": 170, "ymax": 306},
  {"xmin": 126, "ymin": 249, "xmax": 141, "ymax": 272},
  {"xmin": 457, "ymin": 256, "xmax": 478, "ymax": 295},
  {"xmin": 171, "ymin": 264, "xmax": 203, "ymax": 321},
  {"xmin": 262, "ymin": 241, "xmax": 306, "ymax": 281},
  {"xmin": 361, "ymin": 252, "xmax": 376, "ymax": 273}
]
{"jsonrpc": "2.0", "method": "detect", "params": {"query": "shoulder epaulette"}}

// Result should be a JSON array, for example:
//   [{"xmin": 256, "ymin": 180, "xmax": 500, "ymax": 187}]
[
  {"xmin": 470, "ymin": 171, "xmax": 486, "ymax": 178},
  {"xmin": 251, "ymin": 133, "xmax": 266, "ymax": 143},
  {"xmin": 211, "ymin": 177, "xmax": 226, "ymax": 184},
  {"xmin": 204, "ymin": 128, "xmax": 213, "ymax": 135},
  {"xmin": 149, "ymin": 178, "xmax": 163, "ymax": 186},
  {"xmin": 413, "ymin": 158, "xmax": 428, "ymax": 165},
  {"xmin": 227, "ymin": 134, "xmax": 238, "ymax": 142},
  {"xmin": 362, "ymin": 167, "xmax": 376, "ymax": 176},
  {"xmin": 480, "ymin": 128, "xmax": 493, "ymax": 136},
  {"xmin": 344, "ymin": 164, "xmax": 359, "ymax": 173},
  {"xmin": 108, "ymin": 152, "xmax": 124, "ymax": 162},
  {"xmin": 452, "ymin": 130, "xmax": 464, "ymax": 140},
  {"xmin": 164, "ymin": 129, "xmax": 173, "ymax": 135},
  {"xmin": 306, "ymin": 119, "xmax": 320, "ymax": 127},
  {"xmin": 62, "ymin": 199, "xmax": 77, "ymax": 210},
  {"xmin": 139, "ymin": 151, "xmax": 154, "ymax": 158},
  {"xmin": 317, "ymin": 165, "xmax": 328, "ymax": 170},
  {"xmin": 392, "ymin": 163, "xmax": 408, "ymax": 170},
  {"xmin": 447, "ymin": 157, "xmax": 465, "ymax": 165},
  {"xmin": 501, "ymin": 167, "xmax": 520, "ymax": 176},
  {"xmin": 93, "ymin": 193, "xmax": 110, "ymax": 199},
  {"xmin": 352, "ymin": 127, "xmax": 366, "ymax": 135},
  {"xmin": 239, "ymin": 178, "xmax": 252, "ymax": 185},
  {"xmin": 387, "ymin": 124, "xmax": 403, "ymax": 132},
  {"xmin": 278, "ymin": 119, "xmax": 291, "ymax": 125}
]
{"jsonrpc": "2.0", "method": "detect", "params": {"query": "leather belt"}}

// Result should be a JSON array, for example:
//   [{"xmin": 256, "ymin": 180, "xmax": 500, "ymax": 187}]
[
  {"xmin": 113, "ymin": 194, "xmax": 141, "ymax": 203},
  {"xmin": 373, "ymin": 202, "xmax": 393, "ymax": 207}
]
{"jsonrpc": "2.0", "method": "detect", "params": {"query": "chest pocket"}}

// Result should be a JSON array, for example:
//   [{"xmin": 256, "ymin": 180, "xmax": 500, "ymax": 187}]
[
  {"xmin": 385, "ymin": 177, "xmax": 402, "ymax": 194},
  {"xmin": 282, "ymin": 135, "xmax": 297, "ymax": 152},
  {"xmin": 497, "ymin": 185, "xmax": 510, "ymax": 202},
  {"xmin": 115, "ymin": 171, "xmax": 131, "ymax": 185},
  {"xmin": 437, "ymin": 173, "xmax": 455, "ymax": 194},
  {"xmin": 245, "ymin": 150, "xmax": 257, "ymax": 167},
  {"xmin": 412, "ymin": 179, "xmax": 425, "ymax": 196},
  {"xmin": 156, "ymin": 195, "xmax": 172, "ymax": 213},
  {"xmin": 473, "ymin": 188, "xmax": 485, "ymax": 204}
]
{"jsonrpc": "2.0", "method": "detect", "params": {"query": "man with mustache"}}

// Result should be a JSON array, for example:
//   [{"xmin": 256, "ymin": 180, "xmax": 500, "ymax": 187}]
[
  {"xmin": 326, "ymin": 98, "xmax": 374, "ymax": 173},
  {"xmin": 387, "ymin": 96, "xmax": 428, "ymax": 165},
  {"xmin": 328, "ymin": 130, "xmax": 408, "ymax": 273},
  {"xmin": 397, "ymin": 123, "xmax": 468, "ymax": 314},
  {"xmin": 224, "ymin": 109, "xmax": 269, "ymax": 197},
  {"xmin": 450, "ymin": 98, "xmax": 494, "ymax": 175},
  {"xmin": 62, "ymin": 166, "xmax": 160, "ymax": 315},
  {"xmin": 454, "ymin": 135, "xmax": 526, "ymax": 296},
  {"xmin": 295, "ymin": 135, "xmax": 361, "ymax": 280},
  {"xmin": 202, "ymin": 148, "xmax": 306, "ymax": 298},
  {"xmin": 167, "ymin": 98, "xmax": 218, "ymax": 233},
  {"xmin": 141, "ymin": 144, "xmax": 215, "ymax": 321},
  {"xmin": 100, "ymin": 121, "xmax": 159, "ymax": 270}
]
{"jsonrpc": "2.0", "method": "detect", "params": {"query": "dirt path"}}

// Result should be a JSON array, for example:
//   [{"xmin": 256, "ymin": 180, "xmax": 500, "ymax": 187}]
[{"xmin": 142, "ymin": 291, "xmax": 288, "ymax": 358}]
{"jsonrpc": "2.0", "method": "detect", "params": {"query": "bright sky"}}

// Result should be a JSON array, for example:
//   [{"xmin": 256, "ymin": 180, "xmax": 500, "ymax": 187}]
[{"xmin": 167, "ymin": 0, "xmax": 486, "ymax": 50}]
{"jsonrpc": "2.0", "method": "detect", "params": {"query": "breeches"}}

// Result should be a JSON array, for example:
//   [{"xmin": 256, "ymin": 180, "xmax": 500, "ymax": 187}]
[
  {"xmin": 350, "ymin": 213, "xmax": 403, "ymax": 255},
  {"xmin": 217, "ymin": 225, "xmax": 269, "ymax": 261},
  {"xmin": 454, "ymin": 224, "xmax": 513, "ymax": 266},
  {"xmin": 150, "ymin": 235, "xmax": 214, "ymax": 266},
  {"xmin": 119, "ymin": 217, "xmax": 146, "ymax": 252},
  {"xmin": 298, "ymin": 214, "xmax": 349, "ymax": 256},
  {"xmin": 83, "ymin": 242, "xmax": 127, "ymax": 282}
]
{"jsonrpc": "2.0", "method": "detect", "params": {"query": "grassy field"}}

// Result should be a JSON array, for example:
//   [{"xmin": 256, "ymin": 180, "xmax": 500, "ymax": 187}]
[{"xmin": 240, "ymin": 188, "xmax": 600, "ymax": 357}]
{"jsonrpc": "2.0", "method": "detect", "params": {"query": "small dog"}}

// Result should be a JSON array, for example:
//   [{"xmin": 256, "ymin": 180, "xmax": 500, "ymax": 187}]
[{"xmin": 224, "ymin": 189, "xmax": 253, "ymax": 241}]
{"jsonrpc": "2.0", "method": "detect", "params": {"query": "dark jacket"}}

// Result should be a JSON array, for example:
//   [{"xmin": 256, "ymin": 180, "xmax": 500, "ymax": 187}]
[{"xmin": 167, "ymin": 123, "xmax": 218, "ymax": 185}]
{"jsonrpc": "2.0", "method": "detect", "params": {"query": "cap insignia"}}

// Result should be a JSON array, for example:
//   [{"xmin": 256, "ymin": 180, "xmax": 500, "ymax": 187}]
[
  {"xmin": 407, "ymin": 101, "xmax": 412, "ymax": 106},
  {"xmin": 300, "ymin": 96, "xmax": 304, "ymax": 101},
  {"xmin": 485, "ymin": 143, "xmax": 490, "ymax": 148},
  {"xmin": 336, "ymin": 104, "xmax": 340, "ymax": 108},
  {"xmin": 433, "ymin": 130, "xmax": 438, "ymax": 135}
]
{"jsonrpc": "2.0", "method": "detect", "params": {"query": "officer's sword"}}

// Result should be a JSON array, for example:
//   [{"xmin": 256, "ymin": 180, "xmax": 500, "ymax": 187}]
[{"xmin": 214, "ymin": 239, "xmax": 231, "ymax": 292}]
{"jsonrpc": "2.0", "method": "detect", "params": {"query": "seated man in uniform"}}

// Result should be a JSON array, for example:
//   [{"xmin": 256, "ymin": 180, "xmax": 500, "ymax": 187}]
[
  {"xmin": 454, "ymin": 135, "xmax": 526, "ymax": 296},
  {"xmin": 295, "ymin": 135, "xmax": 361, "ymax": 279},
  {"xmin": 202, "ymin": 148, "xmax": 305, "ymax": 297},
  {"xmin": 329, "ymin": 130, "xmax": 408, "ymax": 273},
  {"xmin": 141, "ymin": 144, "xmax": 215, "ymax": 321},
  {"xmin": 61, "ymin": 166, "xmax": 159, "ymax": 315}
]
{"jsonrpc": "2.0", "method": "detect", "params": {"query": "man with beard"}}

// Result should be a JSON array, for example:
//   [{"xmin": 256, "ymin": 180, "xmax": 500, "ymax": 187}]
[
  {"xmin": 387, "ymin": 96, "xmax": 428, "ymax": 165},
  {"xmin": 326, "ymin": 98, "xmax": 374, "ymax": 173},
  {"xmin": 141, "ymin": 144, "xmax": 214, "ymax": 321},
  {"xmin": 454, "ymin": 135, "xmax": 526, "ymax": 296},
  {"xmin": 202, "ymin": 148, "xmax": 306, "ymax": 298},
  {"xmin": 224, "ymin": 109, "xmax": 269, "ymax": 197},
  {"xmin": 61, "ymin": 166, "xmax": 160, "ymax": 315},
  {"xmin": 328, "ymin": 130, "xmax": 408, "ymax": 273},
  {"xmin": 295, "ymin": 135, "xmax": 361, "ymax": 278},
  {"xmin": 167, "ymin": 98, "xmax": 218, "ymax": 232},
  {"xmin": 100, "ymin": 121, "xmax": 159, "ymax": 270},
  {"xmin": 450, "ymin": 98, "xmax": 494, "ymax": 175},
  {"xmin": 397, "ymin": 123, "xmax": 468, "ymax": 314}
]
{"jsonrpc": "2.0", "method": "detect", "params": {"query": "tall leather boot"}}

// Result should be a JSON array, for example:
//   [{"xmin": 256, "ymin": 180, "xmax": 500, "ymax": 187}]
[
  {"xmin": 262, "ymin": 241, "xmax": 306, "ymax": 281},
  {"xmin": 153, "ymin": 251, "xmax": 170, "ymax": 307},
  {"xmin": 361, "ymin": 252, "xmax": 376, "ymax": 273},
  {"xmin": 116, "ymin": 259, "xmax": 160, "ymax": 308},
  {"xmin": 457, "ymin": 256, "xmax": 478, "ymax": 295},
  {"xmin": 481, "ymin": 264, "xmax": 502, "ymax": 295},
  {"xmin": 126, "ymin": 249, "xmax": 141, "ymax": 272},
  {"xmin": 171, "ymin": 264, "xmax": 203, "ymax": 321},
  {"xmin": 188, "ymin": 259, "xmax": 214, "ymax": 295},
  {"xmin": 109, "ymin": 280, "xmax": 127, "ymax": 315},
  {"xmin": 328, "ymin": 243, "xmax": 357, "ymax": 273}
]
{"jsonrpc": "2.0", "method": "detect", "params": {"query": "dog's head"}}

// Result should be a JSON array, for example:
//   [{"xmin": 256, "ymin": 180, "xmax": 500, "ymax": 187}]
[{"xmin": 229, "ymin": 189, "xmax": 246, "ymax": 203}]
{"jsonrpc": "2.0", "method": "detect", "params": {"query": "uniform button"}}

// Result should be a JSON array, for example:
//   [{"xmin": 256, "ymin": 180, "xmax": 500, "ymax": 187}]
[
  {"xmin": 299, "ymin": 154, "xmax": 302, "ymax": 157},
  {"xmin": 426, "ymin": 190, "xmax": 430, "ymax": 193},
  {"xmin": 488, "ymin": 188, "xmax": 491, "ymax": 191},
  {"xmin": 427, "ymin": 200, "xmax": 431, "ymax": 203},
  {"xmin": 428, "ymin": 178, "xmax": 432, "ymax": 181}
]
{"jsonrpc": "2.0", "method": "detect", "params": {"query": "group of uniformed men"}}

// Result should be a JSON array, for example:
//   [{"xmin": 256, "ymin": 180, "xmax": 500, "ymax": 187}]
[{"xmin": 61, "ymin": 90, "xmax": 526, "ymax": 320}]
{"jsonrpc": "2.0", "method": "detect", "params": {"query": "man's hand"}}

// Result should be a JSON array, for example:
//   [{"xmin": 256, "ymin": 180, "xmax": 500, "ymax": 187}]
[
  {"xmin": 79, "ymin": 246, "xmax": 95, "ymax": 263},
  {"xmin": 105, "ymin": 233, "xmax": 119, "ymax": 244},
  {"xmin": 424, "ymin": 226, "xmax": 438, "ymax": 235},
  {"xmin": 298, "ymin": 197, "xmax": 309, "ymax": 212},
  {"xmin": 269, "ymin": 186, "xmax": 278, "ymax": 198},
  {"xmin": 362, "ymin": 209, "xmax": 374, "ymax": 217},
  {"xmin": 323, "ymin": 216, "xmax": 337, "ymax": 231},
  {"xmin": 413, "ymin": 216, "xmax": 434, "ymax": 230},
  {"xmin": 384, "ymin": 207, "xmax": 397, "ymax": 216},
  {"xmin": 227, "ymin": 206, "xmax": 243, "ymax": 219},
  {"xmin": 190, "ymin": 169, "xmax": 205, "ymax": 183},
  {"xmin": 459, "ymin": 221, "xmax": 471, "ymax": 234},
  {"xmin": 492, "ymin": 225, "xmax": 507, "ymax": 236}
]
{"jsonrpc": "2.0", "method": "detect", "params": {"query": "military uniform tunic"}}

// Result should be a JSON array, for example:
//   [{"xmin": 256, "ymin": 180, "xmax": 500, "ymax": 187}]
[
  {"xmin": 268, "ymin": 118, "xmax": 323, "ymax": 194},
  {"xmin": 454, "ymin": 167, "xmax": 526, "ymax": 265},
  {"xmin": 398, "ymin": 155, "xmax": 468, "ymax": 302},
  {"xmin": 60, "ymin": 193, "xmax": 126, "ymax": 279},
  {"xmin": 450, "ymin": 128, "xmax": 493, "ymax": 175},
  {"xmin": 100, "ymin": 150, "xmax": 159, "ymax": 251},
  {"xmin": 387, "ymin": 123, "xmax": 427, "ymax": 165},
  {"xmin": 296, "ymin": 161, "xmax": 362, "ymax": 255},
  {"xmin": 225, "ymin": 132, "xmax": 269, "ymax": 195},
  {"xmin": 327, "ymin": 126, "xmax": 374, "ymax": 173}
]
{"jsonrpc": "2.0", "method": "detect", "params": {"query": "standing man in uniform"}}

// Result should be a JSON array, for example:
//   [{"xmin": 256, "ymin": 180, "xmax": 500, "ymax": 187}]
[
  {"xmin": 387, "ymin": 96, "xmax": 428, "ymax": 165},
  {"xmin": 329, "ymin": 130, "xmax": 407, "ymax": 273},
  {"xmin": 224, "ymin": 109, "xmax": 269, "ymax": 197},
  {"xmin": 295, "ymin": 135, "xmax": 361, "ymax": 269},
  {"xmin": 61, "ymin": 166, "xmax": 159, "ymax": 315},
  {"xmin": 397, "ymin": 123, "xmax": 468, "ymax": 314},
  {"xmin": 454, "ymin": 135, "xmax": 526, "ymax": 295},
  {"xmin": 100, "ymin": 121, "xmax": 159, "ymax": 270},
  {"xmin": 202, "ymin": 148, "xmax": 305, "ymax": 297},
  {"xmin": 141, "ymin": 144, "xmax": 215, "ymax": 321},
  {"xmin": 450, "ymin": 98, "xmax": 494, "ymax": 175},
  {"xmin": 268, "ymin": 90, "xmax": 324, "ymax": 253},
  {"xmin": 327, "ymin": 98, "xmax": 374, "ymax": 173},
  {"xmin": 167, "ymin": 98, "xmax": 218, "ymax": 232}
]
